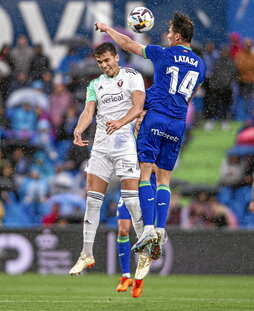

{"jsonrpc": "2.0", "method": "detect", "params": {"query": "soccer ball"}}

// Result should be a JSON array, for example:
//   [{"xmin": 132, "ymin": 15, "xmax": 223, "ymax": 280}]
[{"xmin": 127, "ymin": 7, "xmax": 154, "ymax": 33}]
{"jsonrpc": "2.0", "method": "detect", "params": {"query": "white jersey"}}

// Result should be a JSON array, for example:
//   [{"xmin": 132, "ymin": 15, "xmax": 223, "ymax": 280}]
[{"xmin": 85, "ymin": 67, "xmax": 145, "ymax": 153}]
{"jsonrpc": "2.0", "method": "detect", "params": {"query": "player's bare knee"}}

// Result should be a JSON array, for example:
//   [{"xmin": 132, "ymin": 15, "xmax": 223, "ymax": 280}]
[{"xmin": 118, "ymin": 227, "xmax": 129, "ymax": 236}]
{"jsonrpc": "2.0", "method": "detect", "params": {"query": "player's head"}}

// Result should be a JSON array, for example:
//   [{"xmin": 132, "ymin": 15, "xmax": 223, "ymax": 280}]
[
  {"xmin": 167, "ymin": 12, "xmax": 194, "ymax": 46},
  {"xmin": 94, "ymin": 42, "xmax": 120, "ymax": 77}
]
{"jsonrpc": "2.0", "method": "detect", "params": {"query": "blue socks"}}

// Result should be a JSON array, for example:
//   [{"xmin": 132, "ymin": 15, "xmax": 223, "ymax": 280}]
[
  {"xmin": 117, "ymin": 235, "xmax": 131, "ymax": 275},
  {"xmin": 156, "ymin": 184, "xmax": 171, "ymax": 228},
  {"xmin": 138, "ymin": 181, "xmax": 155, "ymax": 225}
]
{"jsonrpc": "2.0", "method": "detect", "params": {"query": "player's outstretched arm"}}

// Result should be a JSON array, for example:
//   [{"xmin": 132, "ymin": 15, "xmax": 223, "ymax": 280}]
[
  {"xmin": 95, "ymin": 23, "xmax": 144, "ymax": 56},
  {"xmin": 106, "ymin": 90, "xmax": 145, "ymax": 135},
  {"xmin": 73, "ymin": 100, "xmax": 96, "ymax": 146}
]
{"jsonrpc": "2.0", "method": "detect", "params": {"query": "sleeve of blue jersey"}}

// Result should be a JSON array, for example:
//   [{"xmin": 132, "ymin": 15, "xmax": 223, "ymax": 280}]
[
  {"xmin": 199, "ymin": 61, "xmax": 206, "ymax": 85},
  {"xmin": 142, "ymin": 45, "xmax": 165, "ymax": 61}
]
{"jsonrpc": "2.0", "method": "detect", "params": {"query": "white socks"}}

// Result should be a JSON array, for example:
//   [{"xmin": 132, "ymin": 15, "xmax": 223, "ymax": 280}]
[
  {"xmin": 81, "ymin": 191, "xmax": 104, "ymax": 256},
  {"xmin": 121, "ymin": 190, "xmax": 144, "ymax": 238}
]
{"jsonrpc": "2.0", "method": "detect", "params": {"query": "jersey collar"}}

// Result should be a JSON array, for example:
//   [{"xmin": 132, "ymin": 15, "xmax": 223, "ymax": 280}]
[
  {"xmin": 177, "ymin": 44, "xmax": 192, "ymax": 50},
  {"xmin": 103, "ymin": 67, "xmax": 121, "ymax": 79}
]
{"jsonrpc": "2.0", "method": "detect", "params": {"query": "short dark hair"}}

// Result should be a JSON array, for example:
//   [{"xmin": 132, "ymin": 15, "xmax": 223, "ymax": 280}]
[
  {"xmin": 94, "ymin": 42, "xmax": 117, "ymax": 56},
  {"xmin": 168, "ymin": 12, "xmax": 194, "ymax": 43}
]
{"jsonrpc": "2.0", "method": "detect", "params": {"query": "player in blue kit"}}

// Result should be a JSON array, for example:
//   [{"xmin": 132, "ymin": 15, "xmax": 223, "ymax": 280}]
[{"xmin": 96, "ymin": 12, "xmax": 205, "ymax": 257}]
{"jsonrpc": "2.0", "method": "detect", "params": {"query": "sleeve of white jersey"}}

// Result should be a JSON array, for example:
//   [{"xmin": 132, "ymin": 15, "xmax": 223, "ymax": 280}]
[
  {"xmin": 128, "ymin": 72, "xmax": 145, "ymax": 94},
  {"xmin": 85, "ymin": 80, "xmax": 97, "ymax": 103}
]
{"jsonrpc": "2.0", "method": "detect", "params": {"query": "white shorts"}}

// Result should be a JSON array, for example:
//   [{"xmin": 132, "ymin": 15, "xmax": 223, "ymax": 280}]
[{"xmin": 85, "ymin": 135, "xmax": 140, "ymax": 183}]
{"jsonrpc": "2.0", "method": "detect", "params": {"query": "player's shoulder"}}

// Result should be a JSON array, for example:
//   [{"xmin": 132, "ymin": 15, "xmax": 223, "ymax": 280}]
[
  {"xmin": 88, "ymin": 75, "xmax": 103, "ymax": 87},
  {"xmin": 121, "ymin": 67, "xmax": 141, "ymax": 76}
]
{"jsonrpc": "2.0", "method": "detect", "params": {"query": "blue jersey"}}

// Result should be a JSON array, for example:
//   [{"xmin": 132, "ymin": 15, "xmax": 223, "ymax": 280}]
[{"xmin": 143, "ymin": 44, "xmax": 205, "ymax": 120}]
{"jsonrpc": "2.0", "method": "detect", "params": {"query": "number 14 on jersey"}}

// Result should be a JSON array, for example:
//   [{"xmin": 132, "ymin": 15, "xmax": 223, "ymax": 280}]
[{"xmin": 166, "ymin": 66, "xmax": 199, "ymax": 101}]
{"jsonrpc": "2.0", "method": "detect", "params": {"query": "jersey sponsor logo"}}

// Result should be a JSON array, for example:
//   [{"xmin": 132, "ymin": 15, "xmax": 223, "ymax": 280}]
[
  {"xmin": 98, "ymin": 85, "xmax": 103, "ymax": 91},
  {"xmin": 117, "ymin": 79, "xmax": 123, "ymax": 87},
  {"xmin": 151, "ymin": 128, "xmax": 179, "ymax": 142},
  {"xmin": 101, "ymin": 91, "xmax": 124, "ymax": 104},
  {"xmin": 173, "ymin": 55, "xmax": 198, "ymax": 67}
]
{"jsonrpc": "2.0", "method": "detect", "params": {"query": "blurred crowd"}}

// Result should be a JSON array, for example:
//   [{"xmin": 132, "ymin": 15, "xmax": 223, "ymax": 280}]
[{"xmin": 1, "ymin": 32, "xmax": 254, "ymax": 229}]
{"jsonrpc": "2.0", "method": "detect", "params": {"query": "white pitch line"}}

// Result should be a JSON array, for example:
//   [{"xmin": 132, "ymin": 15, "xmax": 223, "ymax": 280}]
[{"xmin": 0, "ymin": 297, "xmax": 254, "ymax": 303}]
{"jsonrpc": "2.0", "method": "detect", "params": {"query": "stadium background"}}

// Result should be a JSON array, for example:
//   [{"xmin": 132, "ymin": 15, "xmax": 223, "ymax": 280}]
[{"xmin": 0, "ymin": 0, "xmax": 254, "ymax": 280}]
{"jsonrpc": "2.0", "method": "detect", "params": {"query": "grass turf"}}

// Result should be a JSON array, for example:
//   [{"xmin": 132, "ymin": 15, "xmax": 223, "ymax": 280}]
[
  {"xmin": 173, "ymin": 121, "xmax": 242, "ymax": 185},
  {"xmin": 1, "ymin": 273, "xmax": 254, "ymax": 311}
]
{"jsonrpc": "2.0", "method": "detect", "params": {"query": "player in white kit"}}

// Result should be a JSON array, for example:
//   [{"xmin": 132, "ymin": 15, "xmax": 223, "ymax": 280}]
[{"xmin": 69, "ymin": 42, "xmax": 149, "ymax": 278}]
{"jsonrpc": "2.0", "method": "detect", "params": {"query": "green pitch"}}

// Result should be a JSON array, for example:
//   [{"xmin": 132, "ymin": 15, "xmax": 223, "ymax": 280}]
[
  {"xmin": 173, "ymin": 121, "xmax": 241, "ymax": 184},
  {"xmin": 1, "ymin": 273, "xmax": 254, "ymax": 311}
]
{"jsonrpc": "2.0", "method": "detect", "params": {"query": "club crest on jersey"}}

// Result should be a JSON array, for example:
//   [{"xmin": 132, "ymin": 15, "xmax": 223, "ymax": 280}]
[{"xmin": 117, "ymin": 79, "xmax": 123, "ymax": 87}]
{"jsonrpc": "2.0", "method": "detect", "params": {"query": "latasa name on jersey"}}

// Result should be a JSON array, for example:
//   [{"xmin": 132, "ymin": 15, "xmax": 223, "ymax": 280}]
[
  {"xmin": 102, "ymin": 92, "xmax": 124, "ymax": 104},
  {"xmin": 173, "ymin": 55, "xmax": 198, "ymax": 67}
]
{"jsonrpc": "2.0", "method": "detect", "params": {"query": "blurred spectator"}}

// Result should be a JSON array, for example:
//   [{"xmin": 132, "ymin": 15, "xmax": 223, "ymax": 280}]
[
  {"xmin": 55, "ymin": 106, "xmax": 79, "ymax": 161},
  {"xmin": 31, "ymin": 119, "xmax": 58, "ymax": 161},
  {"xmin": 56, "ymin": 106, "xmax": 78, "ymax": 141},
  {"xmin": 8, "ymin": 102, "xmax": 37, "ymax": 139},
  {"xmin": 0, "ymin": 103, "xmax": 10, "ymax": 137},
  {"xmin": 229, "ymin": 32, "xmax": 243, "ymax": 60},
  {"xmin": 0, "ymin": 198, "xmax": 4, "ymax": 226},
  {"xmin": 43, "ymin": 192, "xmax": 85, "ymax": 218},
  {"xmin": 9, "ymin": 71, "xmax": 29, "ymax": 92},
  {"xmin": 49, "ymin": 83, "xmax": 74, "ymax": 130},
  {"xmin": 186, "ymin": 191, "xmax": 214, "ymax": 227},
  {"xmin": 9, "ymin": 146, "xmax": 30, "ymax": 186},
  {"xmin": 249, "ymin": 174, "xmax": 254, "ymax": 213},
  {"xmin": 209, "ymin": 195, "xmax": 238, "ymax": 228},
  {"xmin": 0, "ymin": 156, "xmax": 15, "ymax": 198},
  {"xmin": 42, "ymin": 202, "xmax": 61, "ymax": 227},
  {"xmin": 219, "ymin": 154, "xmax": 245, "ymax": 187},
  {"xmin": 202, "ymin": 40, "xmax": 219, "ymax": 130},
  {"xmin": 0, "ymin": 45, "xmax": 15, "ymax": 101},
  {"xmin": 167, "ymin": 190, "xmax": 186, "ymax": 226},
  {"xmin": 16, "ymin": 150, "xmax": 53, "ymax": 214},
  {"xmin": 48, "ymin": 164, "xmax": 73, "ymax": 195},
  {"xmin": 41, "ymin": 70, "xmax": 54, "ymax": 95},
  {"xmin": 29, "ymin": 44, "xmax": 50, "ymax": 80},
  {"xmin": 11, "ymin": 35, "xmax": 33, "ymax": 73},
  {"xmin": 235, "ymin": 38, "xmax": 254, "ymax": 121},
  {"xmin": 0, "ymin": 161, "xmax": 15, "ymax": 191},
  {"xmin": 209, "ymin": 45, "xmax": 237, "ymax": 129},
  {"xmin": 57, "ymin": 47, "xmax": 83, "ymax": 76},
  {"xmin": 242, "ymin": 155, "xmax": 254, "ymax": 186},
  {"xmin": 0, "ymin": 44, "xmax": 15, "ymax": 71}
]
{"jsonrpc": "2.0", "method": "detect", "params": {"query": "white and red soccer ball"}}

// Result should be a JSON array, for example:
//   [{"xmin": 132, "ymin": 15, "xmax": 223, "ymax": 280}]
[{"xmin": 127, "ymin": 7, "xmax": 154, "ymax": 33}]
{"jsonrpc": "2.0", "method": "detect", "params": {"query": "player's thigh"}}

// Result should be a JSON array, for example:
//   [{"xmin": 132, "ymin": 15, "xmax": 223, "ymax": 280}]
[
  {"xmin": 86, "ymin": 173, "xmax": 108, "ymax": 193},
  {"xmin": 85, "ymin": 151, "xmax": 114, "ymax": 184},
  {"xmin": 156, "ymin": 118, "xmax": 185, "ymax": 171},
  {"xmin": 136, "ymin": 110, "xmax": 163, "ymax": 163}
]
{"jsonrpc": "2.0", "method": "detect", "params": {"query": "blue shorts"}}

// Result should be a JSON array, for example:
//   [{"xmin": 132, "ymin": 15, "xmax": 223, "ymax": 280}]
[
  {"xmin": 137, "ymin": 110, "xmax": 186, "ymax": 171},
  {"xmin": 117, "ymin": 173, "xmax": 157, "ymax": 220}
]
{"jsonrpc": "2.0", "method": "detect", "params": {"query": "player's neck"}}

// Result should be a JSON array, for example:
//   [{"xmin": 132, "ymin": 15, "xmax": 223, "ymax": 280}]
[{"xmin": 177, "ymin": 42, "xmax": 191, "ymax": 49}]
